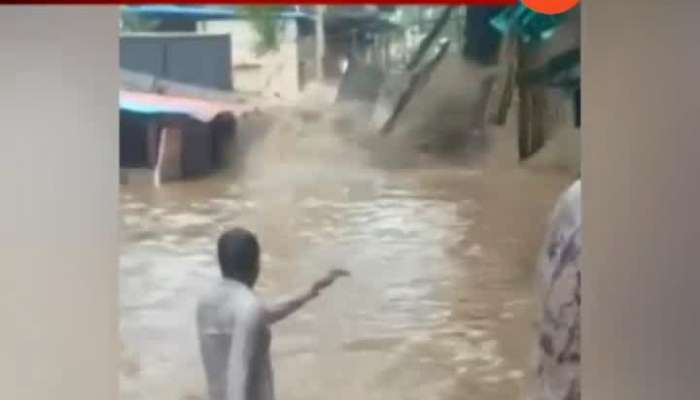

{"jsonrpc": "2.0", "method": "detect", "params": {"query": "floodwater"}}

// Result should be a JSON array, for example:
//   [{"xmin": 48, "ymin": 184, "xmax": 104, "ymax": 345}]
[{"xmin": 119, "ymin": 80, "xmax": 573, "ymax": 400}]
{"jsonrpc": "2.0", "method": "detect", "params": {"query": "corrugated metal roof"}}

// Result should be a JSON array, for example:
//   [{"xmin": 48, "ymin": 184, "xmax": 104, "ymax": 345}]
[
  {"xmin": 122, "ymin": 6, "xmax": 235, "ymax": 21},
  {"xmin": 121, "ymin": 5, "xmax": 311, "ymax": 22}
]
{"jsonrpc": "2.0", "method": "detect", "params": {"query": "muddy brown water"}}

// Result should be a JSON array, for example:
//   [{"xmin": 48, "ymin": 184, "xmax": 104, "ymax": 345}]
[{"xmin": 120, "ymin": 81, "xmax": 573, "ymax": 400}]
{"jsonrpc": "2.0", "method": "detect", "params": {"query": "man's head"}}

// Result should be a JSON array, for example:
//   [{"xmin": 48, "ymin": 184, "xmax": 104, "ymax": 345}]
[{"xmin": 217, "ymin": 228, "xmax": 260, "ymax": 287}]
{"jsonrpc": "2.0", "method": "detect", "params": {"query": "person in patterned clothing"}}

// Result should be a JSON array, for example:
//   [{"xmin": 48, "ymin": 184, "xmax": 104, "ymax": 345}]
[{"xmin": 531, "ymin": 179, "xmax": 581, "ymax": 400}]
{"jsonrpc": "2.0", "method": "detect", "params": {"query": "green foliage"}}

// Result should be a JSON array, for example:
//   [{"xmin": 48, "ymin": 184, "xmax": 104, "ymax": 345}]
[
  {"xmin": 120, "ymin": 8, "xmax": 160, "ymax": 32},
  {"xmin": 236, "ymin": 6, "xmax": 285, "ymax": 55}
]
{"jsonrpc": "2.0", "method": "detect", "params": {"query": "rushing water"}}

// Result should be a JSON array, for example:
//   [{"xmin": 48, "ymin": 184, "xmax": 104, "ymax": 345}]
[{"xmin": 119, "ymin": 86, "xmax": 572, "ymax": 400}]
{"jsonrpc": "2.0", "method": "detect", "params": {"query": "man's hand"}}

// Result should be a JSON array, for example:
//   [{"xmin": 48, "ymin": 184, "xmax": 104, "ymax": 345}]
[
  {"xmin": 265, "ymin": 268, "xmax": 350, "ymax": 324},
  {"xmin": 311, "ymin": 268, "xmax": 350, "ymax": 296}
]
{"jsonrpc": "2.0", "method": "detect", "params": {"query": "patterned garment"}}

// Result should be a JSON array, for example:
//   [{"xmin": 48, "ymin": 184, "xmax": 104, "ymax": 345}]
[{"xmin": 531, "ymin": 180, "xmax": 581, "ymax": 400}]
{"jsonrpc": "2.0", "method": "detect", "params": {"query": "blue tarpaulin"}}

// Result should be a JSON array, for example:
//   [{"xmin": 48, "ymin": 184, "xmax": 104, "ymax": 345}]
[
  {"xmin": 119, "ymin": 98, "xmax": 186, "ymax": 116},
  {"xmin": 122, "ymin": 6, "xmax": 235, "ymax": 21},
  {"xmin": 121, "ymin": 5, "xmax": 310, "ymax": 22}
]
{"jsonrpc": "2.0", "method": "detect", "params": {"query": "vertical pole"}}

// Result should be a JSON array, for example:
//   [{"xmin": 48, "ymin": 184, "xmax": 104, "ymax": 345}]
[
  {"xmin": 315, "ymin": 5, "xmax": 325, "ymax": 81},
  {"xmin": 494, "ymin": 20, "xmax": 518, "ymax": 126}
]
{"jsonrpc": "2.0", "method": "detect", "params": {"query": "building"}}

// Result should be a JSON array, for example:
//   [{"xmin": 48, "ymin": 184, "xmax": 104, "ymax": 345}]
[
  {"xmin": 120, "ymin": 5, "xmax": 401, "ymax": 99},
  {"xmin": 120, "ymin": 5, "xmax": 312, "ymax": 99}
]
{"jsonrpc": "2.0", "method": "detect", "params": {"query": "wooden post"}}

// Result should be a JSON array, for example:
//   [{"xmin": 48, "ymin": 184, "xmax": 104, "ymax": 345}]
[
  {"xmin": 517, "ymin": 41, "xmax": 548, "ymax": 162},
  {"xmin": 153, "ymin": 125, "xmax": 183, "ymax": 186},
  {"xmin": 493, "ymin": 30, "xmax": 518, "ymax": 126}
]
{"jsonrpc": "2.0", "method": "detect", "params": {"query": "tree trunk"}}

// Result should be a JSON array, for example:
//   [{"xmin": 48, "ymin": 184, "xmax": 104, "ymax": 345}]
[
  {"xmin": 517, "ymin": 41, "xmax": 549, "ymax": 161},
  {"xmin": 493, "ymin": 29, "xmax": 518, "ymax": 126}
]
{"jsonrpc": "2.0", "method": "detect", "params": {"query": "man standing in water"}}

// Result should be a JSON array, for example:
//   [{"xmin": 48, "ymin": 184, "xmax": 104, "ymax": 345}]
[{"xmin": 197, "ymin": 228, "xmax": 348, "ymax": 400}]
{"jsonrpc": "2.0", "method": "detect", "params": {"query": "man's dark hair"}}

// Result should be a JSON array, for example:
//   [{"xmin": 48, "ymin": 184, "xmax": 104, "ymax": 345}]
[{"xmin": 217, "ymin": 228, "xmax": 260, "ymax": 286}]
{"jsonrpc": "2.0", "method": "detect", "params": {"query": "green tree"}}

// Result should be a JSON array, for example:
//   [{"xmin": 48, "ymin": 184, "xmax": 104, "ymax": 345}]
[{"xmin": 236, "ymin": 6, "xmax": 286, "ymax": 55}]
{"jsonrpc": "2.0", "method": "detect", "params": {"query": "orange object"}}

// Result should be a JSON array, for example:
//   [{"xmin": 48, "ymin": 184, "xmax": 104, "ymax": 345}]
[{"xmin": 523, "ymin": 0, "xmax": 579, "ymax": 15}]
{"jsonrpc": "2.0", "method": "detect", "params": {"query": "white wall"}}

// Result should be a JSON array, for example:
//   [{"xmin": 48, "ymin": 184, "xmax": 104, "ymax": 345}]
[
  {"xmin": 200, "ymin": 19, "xmax": 301, "ymax": 99},
  {"xmin": 0, "ymin": 7, "xmax": 119, "ymax": 400},
  {"xmin": 585, "ymin": 1, "xmax": 700, "ymax": 399}
]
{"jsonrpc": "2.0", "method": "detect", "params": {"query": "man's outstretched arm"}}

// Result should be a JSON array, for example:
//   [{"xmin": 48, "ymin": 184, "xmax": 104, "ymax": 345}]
[{"xmin": 265, "ymin": 268, "xmax": 349, "ymax": 324}]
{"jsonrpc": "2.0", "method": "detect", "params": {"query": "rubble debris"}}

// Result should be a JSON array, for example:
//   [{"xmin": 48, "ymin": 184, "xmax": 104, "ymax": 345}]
[{"xmin": 378, "ymin": 39, "xmax": 452, "ymax": 135}]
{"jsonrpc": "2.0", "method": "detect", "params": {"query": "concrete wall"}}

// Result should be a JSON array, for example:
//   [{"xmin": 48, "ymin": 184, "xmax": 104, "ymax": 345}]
[
  {"xmin": 200, "ymin": 19, "xmax": 302, "ymax": 99},
  {"xmin": 0, "ymin": 7, "xmax": 119, "ymax": 400},
  {"xmin": 120, "ymin": 34, "xmax": 233, "ymax": 91}
]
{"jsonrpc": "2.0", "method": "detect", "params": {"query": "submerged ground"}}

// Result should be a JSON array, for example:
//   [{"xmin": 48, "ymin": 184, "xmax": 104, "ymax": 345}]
[{"xmin": 119, "ymin": 59, "xmax": 574, "ymax": 400}]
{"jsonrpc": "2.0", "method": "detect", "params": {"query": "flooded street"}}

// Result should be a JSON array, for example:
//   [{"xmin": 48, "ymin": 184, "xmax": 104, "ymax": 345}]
[{"xmin": 119, "ymin": 90, "xmax": 572, "ymax": 400}]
